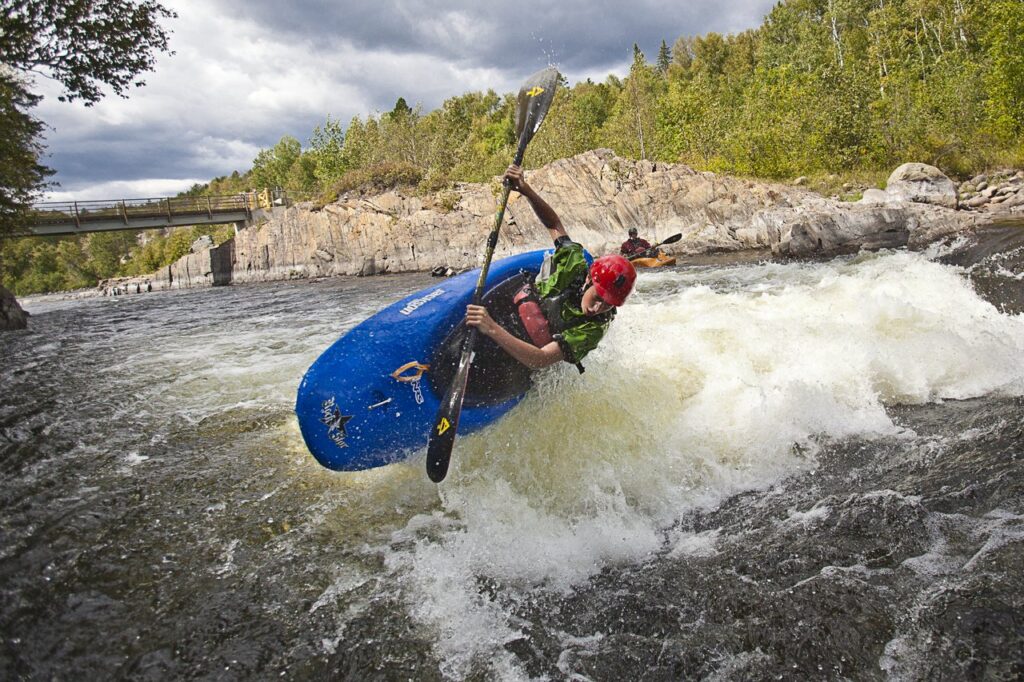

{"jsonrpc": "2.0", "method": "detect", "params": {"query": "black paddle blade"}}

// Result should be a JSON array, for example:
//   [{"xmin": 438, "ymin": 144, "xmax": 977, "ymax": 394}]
[
  {"xmin": 514, "ymin": 66, "xmax": 560, "ymax": 151},
  {"xmin": 426, "ymin": 343, "xmax": 474, "ymax": 482},
  {"xmin": 660, "ymin": 232, "xmax": 683, "ymax": 246}
]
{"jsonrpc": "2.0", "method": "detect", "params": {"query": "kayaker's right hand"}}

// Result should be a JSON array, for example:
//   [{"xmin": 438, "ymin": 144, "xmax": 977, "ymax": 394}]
[
  {"xmin": 466, "ymin": 304, "xmax": 499, "ymax": 337},
  {"xmin": 503, "ymin": 165, "xmax": 526, "ymax": 193}
]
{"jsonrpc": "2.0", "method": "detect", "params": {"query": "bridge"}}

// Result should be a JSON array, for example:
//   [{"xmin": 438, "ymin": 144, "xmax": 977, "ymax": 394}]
[{"xmin": 21, "ymin": 190, "xmax": 288, "ymax": 237}]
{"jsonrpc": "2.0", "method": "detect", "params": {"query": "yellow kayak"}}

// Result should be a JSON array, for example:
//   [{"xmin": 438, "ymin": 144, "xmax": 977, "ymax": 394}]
[{"xmin": 631, "ymin": 251, "xmax": 676, "ymax": 268}]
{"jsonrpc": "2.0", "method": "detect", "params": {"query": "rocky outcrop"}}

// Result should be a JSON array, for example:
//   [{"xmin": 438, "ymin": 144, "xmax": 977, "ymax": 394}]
[
  {"xmin": 1, "ymin": 285, "xmax": 29, "ymax": 331},
  {"xmin": 156, "ymin": 150, "xmax": 987, "ymax": 288},
  {"xmin": 955, "ymin": 169, "xmax": 1024, "ymax": 213}
]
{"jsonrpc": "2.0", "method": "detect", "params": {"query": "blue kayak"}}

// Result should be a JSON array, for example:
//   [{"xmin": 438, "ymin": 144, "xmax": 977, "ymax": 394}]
[{"xmin": 297, "ymin": 248, "xmax": 581, "ymax": 471}]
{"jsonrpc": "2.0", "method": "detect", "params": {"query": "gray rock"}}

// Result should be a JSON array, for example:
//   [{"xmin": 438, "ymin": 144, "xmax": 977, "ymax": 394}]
[
  {"xmin": 966, "ymin": 195, "xmax": 990, "ymax": 208},
  {"xmin": 358, "ymin": 256, "xmax": 377, "ymax": 277},
  {"xmin": 1002, "ymin": 192, "xmax": 1024, "ymax": 208},
  {"xmin": 859, "ymin": 189, "xmax": 888, "ymax": 204},
  {"xmin": 1, "ymin": 285, "xmax": 29, "ymax": 331},
  {"xmin": 972, "ymin": 173, "xmax": 989, "ymax": 186},
  {"xmin": 793, "ymin": 176, "xmax": 808, "ymax": 186},
  {"xmin": 885, "ymin": 163, "xmax": 958, "ymax": 209},
  {"xmin": 190, "ymin": 234, "xmax": 214, "ymax": 253},
  {"xmin": 143, "ymin": 151, "xmax": 987, "ymax": 284},
  {"xmin": 976, "ymin": 180, "xmax": 989, "ymax": 192}
]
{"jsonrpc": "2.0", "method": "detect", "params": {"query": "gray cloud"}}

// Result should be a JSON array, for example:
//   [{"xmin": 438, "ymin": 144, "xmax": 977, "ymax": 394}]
[
  {"xmin": 34, "ymin": 0, "xmax": 776, "ymax": 200},
  {"xmin": 217, "ymin": 0, "xmax": 770, "ymax": 71}
]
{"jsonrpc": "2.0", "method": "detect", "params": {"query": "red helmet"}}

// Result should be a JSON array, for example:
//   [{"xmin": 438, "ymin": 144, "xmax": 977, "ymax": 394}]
[{"xmin": 589, "ymin": 255, "xmax": 636, "ymax": 306}]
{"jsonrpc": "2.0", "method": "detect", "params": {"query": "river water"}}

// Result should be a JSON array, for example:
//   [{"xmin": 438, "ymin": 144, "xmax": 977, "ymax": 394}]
[{"xmin": 3, "ymin": 230, "xmax": 1024, "ymax": 680}]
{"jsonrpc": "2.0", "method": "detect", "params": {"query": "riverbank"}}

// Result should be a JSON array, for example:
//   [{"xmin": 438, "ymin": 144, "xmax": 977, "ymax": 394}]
[
  {"xmin": 4, "ymin": 152, "xmax": 1023, "ymax": 332},
  {"xmin": 152, "ymin": 151, "xmax": 1000, "ymax": 290}
]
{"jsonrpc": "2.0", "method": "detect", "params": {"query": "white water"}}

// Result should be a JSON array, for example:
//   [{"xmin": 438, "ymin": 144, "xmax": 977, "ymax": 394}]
[
  {"xmin": 14, "ymin": 250, "xmax": 1024, "ymax": 680},
  {"xmin": 369, "ymin": 250, "xmax": 1024, "ymax": 679}
]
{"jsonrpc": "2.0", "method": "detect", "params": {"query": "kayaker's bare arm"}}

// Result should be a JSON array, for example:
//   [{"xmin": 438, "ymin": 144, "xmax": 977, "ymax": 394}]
[
  {"xmin": 466, "ymin": 304, "xmax": 563, "ymax": 369},
  {"xmin": 503, "ymin": 165, "xmax": 568, "ymax": 242}
]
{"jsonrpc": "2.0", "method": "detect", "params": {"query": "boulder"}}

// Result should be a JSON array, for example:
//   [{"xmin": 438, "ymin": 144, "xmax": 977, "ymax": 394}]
[
  {"xmin": 358, "ymin": 256, "xmax": 377, "ymax": 277},
  {"xmin": 859, "ymin": 188, "xmax": 888, "ymax": 204},
  {"xmin": 885, "ymin": 163, "xmax": 958, "ymax": 209},
  {"xmin": 1, "ymin": 285, "xmax": 29, "ymax": 331}
]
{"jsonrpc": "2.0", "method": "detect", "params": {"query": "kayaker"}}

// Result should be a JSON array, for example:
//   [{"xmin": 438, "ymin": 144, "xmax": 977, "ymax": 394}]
[
  {"xmin": 619, "ymin": 228, "xmax": 653, "ymax": 258},
  {"xmin": 465, "ymin": 164, "xmax": 636, "ymax": 370}
]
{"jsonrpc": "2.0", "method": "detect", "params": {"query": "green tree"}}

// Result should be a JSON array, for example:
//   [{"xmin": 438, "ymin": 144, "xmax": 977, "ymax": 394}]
[
  {"xmin": 1, "ymin": 0, "xmax": 176, "ymax": 105},
  {"xmin": 657, "ymin": 39, "xmax": 672, "ymax": 74},
  {"xmin": 308, "ymin": 116, "xmax": 347, "ymax": 187},
  {"xmin": 0, "ymin": 0, "xmax": 176, "ymax": 244},
  {"xmin": 981, "ymin": 0, "xmax": 1024, "ymax": 142},
  {"xmin": 601, "ymin": 45, "xmax": 664, "ymax": 160},
  {"xmin": 250, "ymin": 136, "xmax": 302, "ymax": 190},
  {"xmin": 657, "ymin": 74, "xmax": 730, "ymax": 166},
  {"xmin": 85, "ymin": 230, "xmax": 140, "ymax": 278},
  {"xmin": 0, "ymin": 75, "xmax": 51, "ymax": 237},
  {"xmin": 530, "ymin": 79, "xmax": 619, "ymax": 165}
]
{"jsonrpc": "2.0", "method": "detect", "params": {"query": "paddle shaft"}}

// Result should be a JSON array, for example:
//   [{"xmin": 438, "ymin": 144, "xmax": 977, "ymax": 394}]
[
  {"xmin": 459, "ymin": 130, "xmax": 530, "ymax": 375},
  {"xmin": 425, "ymin": 130, "xmax": 532, "ymax": 482}
]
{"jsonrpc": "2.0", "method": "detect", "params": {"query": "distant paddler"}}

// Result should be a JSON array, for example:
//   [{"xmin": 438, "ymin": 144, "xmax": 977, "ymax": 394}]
[
  {"xmin": 619, "ymin": 227, "xmax": 653, "ymax": 258},
  {"xmin": 625, "ymin": 230, "xmax": 683, "ymax": 268}
]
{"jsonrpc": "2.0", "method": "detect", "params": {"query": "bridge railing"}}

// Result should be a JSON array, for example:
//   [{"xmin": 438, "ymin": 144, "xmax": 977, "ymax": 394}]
[{"xmin": 30, "ymin": 194, "xmax": 258, "ymax": 228}]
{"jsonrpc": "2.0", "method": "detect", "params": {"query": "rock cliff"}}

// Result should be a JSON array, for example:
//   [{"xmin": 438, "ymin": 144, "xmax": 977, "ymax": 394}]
[{"xmin": 154, "ymin": 150, "xmax": 987, "ymax": 289}]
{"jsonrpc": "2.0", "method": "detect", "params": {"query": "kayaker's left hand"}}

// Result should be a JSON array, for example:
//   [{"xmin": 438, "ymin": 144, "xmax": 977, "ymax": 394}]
[{"xmin": 466, "ymin": 304, "xmax": 499, "ymax": 337}]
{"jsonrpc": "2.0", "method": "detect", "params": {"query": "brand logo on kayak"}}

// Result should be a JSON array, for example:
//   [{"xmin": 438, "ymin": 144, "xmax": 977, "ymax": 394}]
[
  {"xmin": 436, "ymin": 417, "xmax": 451, "ymax": 436},
  {"xmin": 526, "ymin": 85, "xmax": 545, "ymax": 97},
  {"xmin": 320, "ymin": 396, "xmax": 352, "ymax": 448},
  {"xmin": 399, "ymin": 288, "xmax": 445, "ymax": 316},
  {"xmin": 391, "ymin": 361, "xmax": 429, "ymax": 405}
]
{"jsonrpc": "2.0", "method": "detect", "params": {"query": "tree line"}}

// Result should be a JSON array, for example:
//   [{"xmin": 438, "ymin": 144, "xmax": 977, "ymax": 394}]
[{"xmin": 3, "ymin": 0, "xmax": 1022, "ymax": 295}]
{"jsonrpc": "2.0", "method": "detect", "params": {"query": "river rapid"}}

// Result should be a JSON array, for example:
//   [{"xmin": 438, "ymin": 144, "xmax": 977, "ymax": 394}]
[{"xmin": 3, "ymin": 229, "xmax": 1024, "ymax": 680}]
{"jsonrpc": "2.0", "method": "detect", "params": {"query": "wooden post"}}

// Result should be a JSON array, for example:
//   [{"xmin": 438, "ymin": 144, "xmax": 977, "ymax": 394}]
[
  {"xmin": 207, "ymin": 196, "xmax": 213, "ymax": 219},
  {"xmin": 165, "ymin": 198, "xmax": 172, "ymax": 221},
  {"xmin": 120, "ymin": 201, "xmax": 129, "ymax": 225},
  {"xmin": 73, "ymin": 202, "xmax": 81, "ymax": 229}
]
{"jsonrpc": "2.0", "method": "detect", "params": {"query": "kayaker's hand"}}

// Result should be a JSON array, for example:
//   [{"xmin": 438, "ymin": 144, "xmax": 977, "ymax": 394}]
[
  {"xmin": 466, "ymin": 304, "xmax": 499, "ymax": 337},
  {"xmin": 503, "ymin": 164, "xmax": 526, "ymax": 193}
]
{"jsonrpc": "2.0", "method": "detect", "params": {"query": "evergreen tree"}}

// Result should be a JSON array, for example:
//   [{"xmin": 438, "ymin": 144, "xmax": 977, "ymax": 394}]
[{"xmin": 657, "ymin": 39, "xmax": 672, "ymax": 74}]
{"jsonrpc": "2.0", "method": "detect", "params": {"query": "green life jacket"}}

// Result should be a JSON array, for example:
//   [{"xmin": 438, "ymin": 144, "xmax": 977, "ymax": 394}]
[{"xmin": 514, "ymin": 273, "xmax": 614, "ymax": 374}]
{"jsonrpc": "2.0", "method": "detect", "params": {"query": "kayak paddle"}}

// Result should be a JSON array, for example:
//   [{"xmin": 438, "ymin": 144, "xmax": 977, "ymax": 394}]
[{"xmin": 426, "ymin": 66, "xmax": 560, "ymax": 483}]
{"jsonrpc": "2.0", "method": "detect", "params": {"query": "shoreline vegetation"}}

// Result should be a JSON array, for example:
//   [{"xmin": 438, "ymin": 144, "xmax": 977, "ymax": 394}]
[{"xmin": 3, "ymin": 0, "xmax": 1023, "ymax": 298}]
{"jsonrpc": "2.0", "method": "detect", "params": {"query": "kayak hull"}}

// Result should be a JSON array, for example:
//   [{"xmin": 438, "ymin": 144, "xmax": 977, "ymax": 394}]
[
  {"xmin": 295, "ymin": 249, "xmax": 554, "ymax": 471},
  {"xmin": 632, "ymin": 252, "xmax": 676, "ymax": 268}
]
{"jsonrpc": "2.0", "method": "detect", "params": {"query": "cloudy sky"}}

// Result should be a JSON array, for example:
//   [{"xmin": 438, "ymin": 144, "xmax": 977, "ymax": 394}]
[{"xmin": 36, "ymin": 0, "xmax": 777, "ymax": 201}]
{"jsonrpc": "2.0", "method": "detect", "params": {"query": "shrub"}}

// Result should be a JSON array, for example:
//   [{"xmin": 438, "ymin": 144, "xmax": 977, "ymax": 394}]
[{"xmin": 329, "ymin": 162, "xmax": 424, "ymax": 197}]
